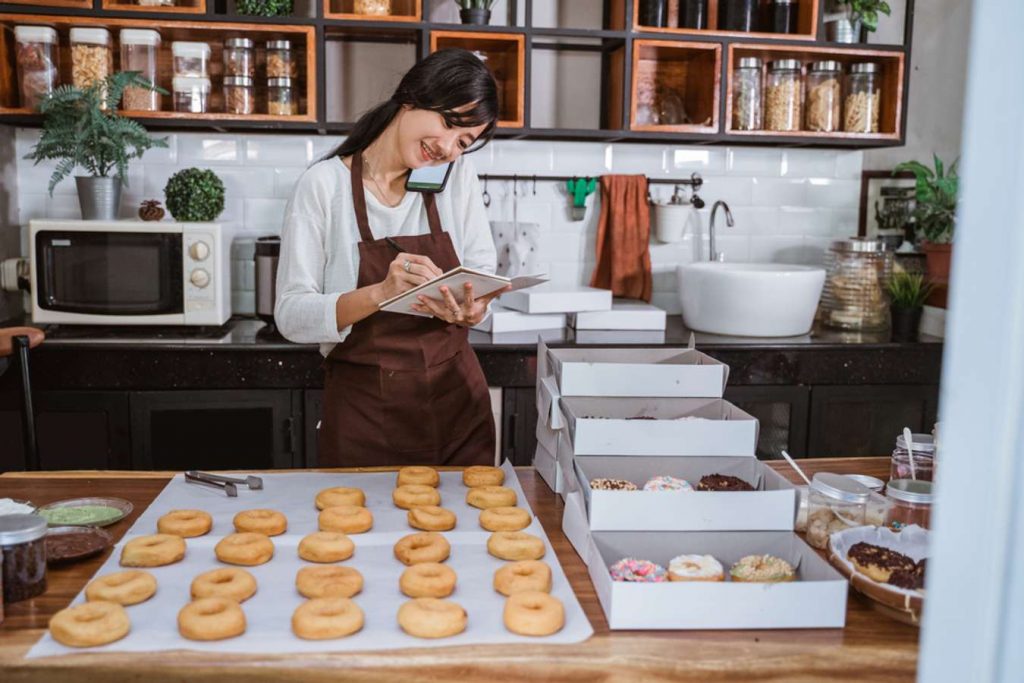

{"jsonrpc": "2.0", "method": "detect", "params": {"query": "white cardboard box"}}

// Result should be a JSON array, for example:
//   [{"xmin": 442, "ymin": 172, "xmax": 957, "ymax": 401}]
[
  {"xmin": 500, "ymin": 284, "xmax": 613, "ymax": 314},
  {"xmin": 574, "ymin": 329, "xmax": 667, "ymax": 344},
  {"xmin": 583, "ymin": 530, "xmax": 848, "ymax": 629},
  {"xmin": 569, "ymin": 300, "xmax": 667, "ymax": 330},
  {"xmin": 473, "ymin": 304, "xmax": 567, "ymax": 333},
  {"xmin": 560, "ymin": 397, "xmax": 759, "ymax": 456},
  {"xmin": 533, "ymin": 439, "xmax": 562, "ymax": 494}
]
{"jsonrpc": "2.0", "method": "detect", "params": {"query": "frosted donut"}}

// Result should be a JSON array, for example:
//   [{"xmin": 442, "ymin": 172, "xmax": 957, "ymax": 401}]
[
  {"xmin": 191, "ymin": 567, "xmax": 258, "ymax": 602},
  {"xmin": 400, "ymin": 562, "xmax": 457, "ymax": 598},
  {"xmin": 292, "ymin": 598, "xmax": 364, "ymax": 639},
  {"xmin": 296, "ymin": 565, "xmax": 364, "ymax": 599},
  {"xmin": 668, "ymin": 554, "xmax": 724, "ymax": 582},
  {"xmin": 393, "ymin": 484, "xmax": 441, "ymax": 510},
  {"xmin": 408, "ymin": 505, "xmax": 457, "ymax": 531},
  {"xmin": 319, "ymin": 505, "xmax": 374, "ymax": 534},
  {"xmin": 394, "ymin": 532, "xmax": 451, "ymax": 566},
  {"xmin": 85, "ymin": 570, "xmax": 157, "ymax": 606},
  {"xmin": 315, "ymin": 487, "xmax": 366, "ymax": 510},
  {"xmin": 609, "ymin": 557, "xmax": 668, "ymax": 582},
  {"xmin": 463, "ymin": 465, "xmax": 505, "ymax": 488},
  {"xmin": 215, "ymin": 532, "xmax": 274, "ymax": 566},
  {"xmin": 233, "ymin": 509, "xmax": 287, "ymax": 536},
  {"xmin": 729, "ymin": 554, "xmax": 796, "ymax": 583},
  {"xmin": 466, "ymin": 486, "xmax": 517, "ymax": 510},
  {"xmin": 487, "ymin": 531, "xmax": 546, "ymax": 561},
  {"xmin": 178, "ymin": 597, "xmax": 246, "ymax": 641},
  {"xmin": 642, "ymin": 476, "xmax": 694, "ymax": 492},
  {"xmin": 493, "ymin": 560, "xmax": 552, "ymax": 596},
  {"xmin": 120, "ymin": 534, "xmax": 186, "ymax": 568},
  {"xmin": 479, "ymin": 506, "xmax": 531, "ymax": 532},
  {"xmin": 157, "ymin": 509, "xmax": 212, "ymax": 538},
  {"xmin": 298, "ymin": 531, "xmax": 355, "ymax": 563},
  {"xmin": 397, "ymin": 466, "xmax": 440, "ymax": 488},
  {"xmin": 397, "ymin": 598, "xmax": 467, "ymax": 639},
  {"xmin": 49, "ymin": 601, "xmax": 131, "ymax": 648},
  {"xmin": 503, "ymin": 591, "xmax": 565, "ymax": 636}
]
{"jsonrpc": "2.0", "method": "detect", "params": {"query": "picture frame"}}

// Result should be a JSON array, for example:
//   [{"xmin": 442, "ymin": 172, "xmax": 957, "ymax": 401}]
[{"xmin": 858, "ymin": 170, "xmax": 917, "ymax": 245}]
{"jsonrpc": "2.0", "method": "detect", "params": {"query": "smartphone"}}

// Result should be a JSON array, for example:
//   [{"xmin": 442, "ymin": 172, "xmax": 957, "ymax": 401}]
[{"xmin": 406, "ymin": 161, "xmax": 454, "ymax": 193}]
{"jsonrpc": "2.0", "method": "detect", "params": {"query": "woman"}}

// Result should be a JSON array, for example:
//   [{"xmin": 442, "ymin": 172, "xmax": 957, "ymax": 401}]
[{"xmin": 275, "ymin": 49, "xmax": 506, "ymax": 467}]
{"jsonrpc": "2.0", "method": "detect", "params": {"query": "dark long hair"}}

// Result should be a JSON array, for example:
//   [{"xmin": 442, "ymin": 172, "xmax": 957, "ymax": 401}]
[{"xmin": 330, "ymin": 49, "xmax": 499, "ymax": 160}]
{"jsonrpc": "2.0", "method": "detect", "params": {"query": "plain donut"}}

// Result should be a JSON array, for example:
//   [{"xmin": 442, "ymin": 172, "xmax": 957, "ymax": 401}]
[
  {"xmin": 232, "ymin": 509, "xmax": 287, "ymax": 536},
  {"xmin": 397, "ymin": 466, "xmax": 440, "ymax": 488},
  {"xmin": 191, "ymin": 568, "xmax": 258, "ymax": 603},
  {"xmin": 319, "ymin": 505, "xmax": 374, "ymax": 534},
  {"xmin": 392, "ymin": 484, "xmax": 441, "ymax": 510},
  {"xmin": 49, "ymin": 601, "xmax": 131, "ymax": 647},
  {"xmin": 462, "ymin": 465, "xmax": 505, "ymax": 488},
  {"xmin": 178, "ymin": 597, "xmax": 246, "ymax": 641},
  {"xmin": 85, "ymin": 570, "xmax": 157, "ymax": 606},
  {"xmin": 315, "ymin": 487, "xmax": 366, "ymax": 510},
  {"xmin": 298, "ymin": 531, "xmax": 356, "ymax": 563},
  {"xmin": 157, "ymin": 509, "xmax": 212, "ymax": 538},
  {"xmin": 408, "ymin": 506, "xmax": 457, "ymax": 531},
  {"xmin": 479, "ymin": 506, "xmax": 531, "ymax": 531},
  {"xmin": 503, "ymin": 591, "xmax": 565, "ymax": 636},
  {"xmin": 292, "ymin": 598, "xmax": 364, "ymax": 639},
  {"xmin": 215, "ymin": 532, "xmax": 274, "ymax": 566},
  {"xmin": 394, "ymin": 532, "xmax": 451, "ymax": 566},
  {"xmin": 120, "ymin": 534, "xmax": 186, "ymax": 568},
  {"xmin": 397, "ymin": 598, "xmax": 467, "ymax": 638},
  {"xmin": 466, "ymin": 486, "xmax": 517, "ymax": 510},
  {"xmin": 400, "ymin": 562, "xmax": 457, "ymax": 598},
  {"xmin": 493, "ymin": 560, "xmax": 552, "ymax": 596},
  {"xmin": 296, "ymin": 565, "xmax": 364, "ymax": 599},
  {"xmin": 487, "ymin": 531, "xmax": 546, "ymax": 561}
]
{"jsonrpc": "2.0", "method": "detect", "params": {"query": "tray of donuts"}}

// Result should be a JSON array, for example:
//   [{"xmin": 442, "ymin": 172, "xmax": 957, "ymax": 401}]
[
  {"xmin": 582, "ymin": 530, "xmax": 849, "ymax": 629},
  {"xmin": 30, "ymin": 463, "xmax": 593, "ymax": 657}
]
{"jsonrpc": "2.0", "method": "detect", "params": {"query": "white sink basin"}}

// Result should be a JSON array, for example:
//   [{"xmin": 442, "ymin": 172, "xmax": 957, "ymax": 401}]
[{"xmin": 677, "ymin": 263, "xmax": 826, "ymax": 337}]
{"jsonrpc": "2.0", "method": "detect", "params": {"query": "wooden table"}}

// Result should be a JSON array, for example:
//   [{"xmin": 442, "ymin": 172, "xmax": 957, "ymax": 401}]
[{"xmin": 0, "ymin": 458, "xmax": 918, "ymax": 682}]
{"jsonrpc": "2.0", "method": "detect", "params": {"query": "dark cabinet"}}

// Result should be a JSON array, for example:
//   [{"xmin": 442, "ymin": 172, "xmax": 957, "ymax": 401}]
[
  {"xmin": 304, "ymin": 389, "xmax": 323, "ymax": 467},
  {"xmin": 724, "ymin": 385, "xmax": 810, "ymax": 459},
  {"xmin": 807, "ymin": 385, "xmax": 940, "ymax": 457},
  {"xmin": 502, "ymin": 387, "xmax": 538, "ymax": 466}
]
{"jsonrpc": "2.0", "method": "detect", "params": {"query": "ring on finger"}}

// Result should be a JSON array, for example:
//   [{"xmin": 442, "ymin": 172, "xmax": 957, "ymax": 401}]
[{"xmin": 403, "ymin": 260, "xmax": 413, "ymax": 273}]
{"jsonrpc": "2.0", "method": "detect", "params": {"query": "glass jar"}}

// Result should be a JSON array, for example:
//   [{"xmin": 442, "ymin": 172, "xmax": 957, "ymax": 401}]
[
  {"xmin": 805, "ymin": 60, "xmax": 841, "ymax": 132},
  {"xmin": 223, "ymin": 37, "xmax": 254, "ymax": 78},
  {"xmin": 885, "ymin": 479, "xmax": 933, "ymax": 530},
  {"xmin": 767, "ymin": 0, "xmax": 798, "ymax": 33},
  {"xmin": 806, "ymin": 472, "xmax": 870, "ymax": 549},
  {"xmin": 173, "ymin": 76, "xmax": 210, "ymax": 113},
  {"xmin": 731, "ymin": 56, "xmax": 763, "ymax": 131},
  {"xmin": 680, "ymin": 0, "xmax": 708, "ymax": 29},
  {"xmin": 354, "ymin": 0, "xmax": 393, "ymax": 15},
  {"xmin": 890, "ymin": 432, "xmax": 936, "ymax": 481},
  {"xmin": 172, "ymin": 41, "xmax": 211, "ymax": 78},
  {"xmin": 14, "ymin": 25, "xmax": 59, "ymax": 110},
  {"xmin": 266, "ymin": 40, "xmax": 297, "ymax": 79},
  {"xmin": 764, "ymin": 59, "xmax": 802, "ymax": 131},
  {"xmin": 720, "ymin": 0, "xmax": 759, "ymax": 31},
  {"xmin": 0, "ymin": 514, "xmax": 48, "ymax": 604},
  {"xmin": 119, "ymin": 29, "xmax": 162, "ymax": 112},
  {"xmin": 267, "ymin": 77, "xmax": 297, "ymax": 116},
  {"xmin": 224, "ymin": 75, "xmax": 255, "ymax": 115},
  {"xmin": 639, "ymin": 0, "xmax": 668, "ymax": 27},
  {"xmin": 819, "ymin": 238, "xmax": 893, "ymax": 331},
  {"xmin": 844, "ymin": 62, "xmax": 882, "ymax": 133},
  {"xmin": 70, "ymin": 27, "xmax": 112, "ymax": 91}
]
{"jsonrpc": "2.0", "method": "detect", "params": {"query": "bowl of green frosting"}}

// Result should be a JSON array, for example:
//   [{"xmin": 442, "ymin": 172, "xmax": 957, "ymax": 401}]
[{"xmin": 36, "ymin": 497, "xmax": 133, "ymax": 527}]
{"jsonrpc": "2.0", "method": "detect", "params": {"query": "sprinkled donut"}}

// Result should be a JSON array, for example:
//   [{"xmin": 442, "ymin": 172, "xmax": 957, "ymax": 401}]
[
  {"xmin": 642, "ymin": 476, "xmax": 694, "ymax": 492},
  {"xmin": 608, "ymin": 557, "xmax": 668, "ymax": 582}
]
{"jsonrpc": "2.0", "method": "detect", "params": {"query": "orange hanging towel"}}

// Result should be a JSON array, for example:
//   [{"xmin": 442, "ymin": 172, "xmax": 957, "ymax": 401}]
[{"xmin": 589, "ymin": 174, "xmax": 652, "ymax": 302}]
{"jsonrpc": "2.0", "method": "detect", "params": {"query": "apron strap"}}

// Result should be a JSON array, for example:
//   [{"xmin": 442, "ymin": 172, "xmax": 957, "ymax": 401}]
[
  {"xmin": 423, "ymin": 192, "xmax": 443, "ymax": 237},
  {"xmin": 349, "ymin": 152, "xmax": 375, "ymax": 243}
]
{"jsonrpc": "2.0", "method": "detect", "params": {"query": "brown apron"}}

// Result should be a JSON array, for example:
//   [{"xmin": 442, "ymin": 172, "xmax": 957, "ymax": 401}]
[{"xmin": 318, "ymin": 152, "xmax": 496, "ymax": 467}]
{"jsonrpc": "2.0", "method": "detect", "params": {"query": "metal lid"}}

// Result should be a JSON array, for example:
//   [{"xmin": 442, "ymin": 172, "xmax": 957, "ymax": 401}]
[
  {"xmin": 70, "ymin": 27, "xmax": 111, "ymax": 45},
  {"xmin": 850, "ymin": 62, "xmax": 880, "ymax": 74},
  {"xmin": 737, "ymin": 57, "xmax": 763, "ymax": 69},
  {"xmin": 267, "ymin": 77, "xmax": 293, "ymax": 87},
  {"xmin": 770, "ymin": 59, "xmax": 802, "ymax": 71},
  {"xmin": 15, "ymin": 25, "xmax": 58, "ymax": 43},
  {"xmin": 886, "ymin": 479, "xmax": 934, "ymax": 505},
  {"xmin": 809, "ymin": 60, "xmax": 842, "ymax": 73},
  {"xmin": 895, "ymin": 432, "xmax": 936, "ymax": 453},
  {"xmin": 830, "ymin": 238, "xmax": 888, "ymax": 253},
  {"xmin": 120, "ymin": 29, "xmax": 161, "ymax": 47},
  {"xmin": 810, "ymin": 472, "xmax": 871, "ymax": 503},
  {"xmin": 0, "ymin": 513, "xmax": 48, "ymax": 545},
  {"xmin": 223, "ymin": 75, "xmax": 254, "ymax": 87},
  {"xmin": 266, "ymin": 39, "xmax": 292, "ymax": 50},
  {"xmin": 847, "ymin": 474, "xmax": 885, "ymax": 492},
  {"xmin": 773, "ymin": 0, "xmax": 796, "ymax": 4},
  {"xmin": 225, "ymin": 37, "xmax": 254, "ymax": 49}
]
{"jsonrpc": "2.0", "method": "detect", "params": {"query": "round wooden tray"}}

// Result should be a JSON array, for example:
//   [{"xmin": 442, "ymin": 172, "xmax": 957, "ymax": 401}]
[{"xmin": 829, "ymin": 545, "xmax": 924, "ymax": 627}]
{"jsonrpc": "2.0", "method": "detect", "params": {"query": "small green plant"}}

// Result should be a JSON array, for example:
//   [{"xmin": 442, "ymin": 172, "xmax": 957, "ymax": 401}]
[
  {"xmin": 25, "ymin": 72, "xmax": 168, "ymax": 195},
  {"xmin": 236, "ymin": 0, "xmax": 293, "ymax": 17},
  {"xmin": 894, "ymin": 154, "xmax": 959, "ymax": 244},
  {"xmin": 837, "ymin": 0, "xmax": 892, "ymax": 32},
  {"xmin": 887, "ymin": 272, "xmax": 933, "ymax": 309},
  {"xmin": 164, "ymin": 168, "xmax": 225, "ymax": 222},
  {"xmin": 454, "ymin": 0, "xmax": 497, "ymax": 9}
]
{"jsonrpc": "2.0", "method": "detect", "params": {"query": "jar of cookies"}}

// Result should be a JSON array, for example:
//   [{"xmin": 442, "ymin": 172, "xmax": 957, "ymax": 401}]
[
  {"xmin": 806, "ymin": 472, "xmax": 870, "ymax": 549},
  {"xmin": 819, "ymin": 238, "xmax": 893, "ymax": 331},
  {"xmin": 884, "ymin": 479, "xmax": 933, "ymax": 530},
  {"xmin": 765, "ymin": 59, "xmax": 802, "ymax": 132},
  {"xmin": 14, "ymin": 25, "xmax": 59, "ymax": 110},
  {"xmin": 0, "ymin": 514, "xmax": 48, "ymax": 604},
  {"xmin": 844, "ymin": 62, "xmax": 882, "ymax": 133},
  {"xmin": 70, "ymin": 27, "xmax": 113, "ymax": 91}
]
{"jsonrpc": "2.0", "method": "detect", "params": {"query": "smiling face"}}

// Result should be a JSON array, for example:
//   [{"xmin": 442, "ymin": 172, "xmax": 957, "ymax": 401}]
[{"xmin": 395, "ymin": 104, "xmax": 489, "ymax": 170}]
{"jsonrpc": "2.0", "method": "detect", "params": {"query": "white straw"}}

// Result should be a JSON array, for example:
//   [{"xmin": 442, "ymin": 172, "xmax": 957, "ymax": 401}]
[
  {"xmin": 780, "ymin": 450, "xmax": 812, "ymax": 486},
  {"xmin": 903, "ymin": 427, "xmax": 918, "ymax": 480}
]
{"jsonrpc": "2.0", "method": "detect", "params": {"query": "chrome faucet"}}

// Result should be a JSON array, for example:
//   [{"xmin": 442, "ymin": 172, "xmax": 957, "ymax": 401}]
[{"xmin": 709, "ymin": 200, "xmax": 734, "ymax": 262}]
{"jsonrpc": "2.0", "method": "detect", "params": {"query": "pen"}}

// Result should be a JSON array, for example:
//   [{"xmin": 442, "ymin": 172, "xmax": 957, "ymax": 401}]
[{"xmin": 385, "ymin": 236, "xmax": 405, "ymax": 253}]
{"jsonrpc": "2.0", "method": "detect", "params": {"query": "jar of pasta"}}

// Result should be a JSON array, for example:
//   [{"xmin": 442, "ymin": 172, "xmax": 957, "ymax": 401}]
[
  {"xmin": 266, "ymin": 40, "xmax": 297, "ymax": 79},
  {"xmin": 119, "ymin": 29, "xmax": 162, "ymax": 111},
  {"xmin": 805, "ymin": 60, "xmax": 841, "ymax": 132},
  {"xmin": 844, "ymin": 62, "xmax": 881, "ymax": 133},
  {"xmin": 224, "ymin": 75, "xmax": 255, "ymax": 115},
  {"xmin": 70, "ymin": 27, "xmax": 112, "ymax": 91},
  {"xmin": 267, "ymin": 77, "xmax": 297, "ymax": 116},
  {"xmin": 731, "ymin": 56, "xmax": 763, "ymax": 131},
  {"xmin": 765, "ymin": 59, "xmax": 802, "ymax": 132},
  {"xmin": 14, "ymin": 25, "xmax": 59, "ymax": 109},
  {"xmin": 223, "ymin": 37, "xmax": 255, "ymax": 78}
]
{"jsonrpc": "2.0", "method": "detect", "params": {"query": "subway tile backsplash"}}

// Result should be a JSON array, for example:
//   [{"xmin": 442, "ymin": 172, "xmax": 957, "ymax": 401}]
[{"xmin": 12, "ymin": 128, "xmax": 863, "ymax": 315}]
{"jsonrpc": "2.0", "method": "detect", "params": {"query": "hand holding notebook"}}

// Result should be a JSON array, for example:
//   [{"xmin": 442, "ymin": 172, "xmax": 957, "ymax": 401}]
[{"xmin": 379, "ymin": 266, "xmax": 548, "ymax": 317}]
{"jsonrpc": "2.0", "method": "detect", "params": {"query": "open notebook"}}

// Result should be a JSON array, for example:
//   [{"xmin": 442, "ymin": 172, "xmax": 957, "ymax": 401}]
[{"xmin": 379, "ymin": 266, "xmax": 548, "ymax": 317}]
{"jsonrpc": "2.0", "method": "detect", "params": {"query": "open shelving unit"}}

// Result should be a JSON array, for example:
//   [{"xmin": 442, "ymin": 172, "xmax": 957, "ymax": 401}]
[{"xmin": 0, "ymin": 0, "xmax": 915, "ymax": 147}]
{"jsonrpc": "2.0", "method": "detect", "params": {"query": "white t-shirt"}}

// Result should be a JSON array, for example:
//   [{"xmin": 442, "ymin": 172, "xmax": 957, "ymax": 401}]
[{"xmin": 274, "ymin": 154, "xmax": 497, "ymax": 356}]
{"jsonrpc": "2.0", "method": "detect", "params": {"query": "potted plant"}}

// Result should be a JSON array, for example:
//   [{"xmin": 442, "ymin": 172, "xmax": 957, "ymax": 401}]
[
  {"xmin": 454, "ymin": 0, "xmax": 496, "ymax": 25},
  {"xmin": 236, "ymin": 0, "xmax": 293, "ymax": 17},
  {"xmin": 827, "ymin": 0, "xmax": 892, "ymax": 43},
  {"xmin": 894, "ymin": 154, "xmax": 959, "ymax": 282},
  {"xmin": 887, "ymin": 272, "xmax": 933, "ymax": 341},
  {"xmin": 25, "ymin": 72, "xmax": 167, "ymax": 221},
  {"xmin": 164, "ymin": 168, "xmax": 226, "ymax": 222}
]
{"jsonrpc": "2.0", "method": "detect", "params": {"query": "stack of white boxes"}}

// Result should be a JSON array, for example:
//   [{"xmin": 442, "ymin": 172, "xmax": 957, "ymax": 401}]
[
  {"xmin": 475, "ymin": 285, "xmax": 614, "ymax": 335},
  {"xmin": 533, "ymin": 339, "xmax": 850, "ymax": 630}
]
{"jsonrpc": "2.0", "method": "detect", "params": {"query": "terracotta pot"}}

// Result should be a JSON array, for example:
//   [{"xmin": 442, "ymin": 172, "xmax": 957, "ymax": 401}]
[{"xmin": 921, "ymin": 242, "xmax": 952, "ymax": 283}]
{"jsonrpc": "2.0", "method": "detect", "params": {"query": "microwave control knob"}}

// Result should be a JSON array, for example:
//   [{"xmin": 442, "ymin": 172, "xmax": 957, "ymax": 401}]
[
  {"xmin": 190, "ymin": 268, "xmax": 211, "ymax": 288},
  {"xmin": 189, "ymin": 241, "xmax": 210, "ymax": 261}
]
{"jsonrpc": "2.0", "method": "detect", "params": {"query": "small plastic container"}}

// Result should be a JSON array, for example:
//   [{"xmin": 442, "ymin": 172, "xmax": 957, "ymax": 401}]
[
  {"xmin": 173, "ymin": 76, "xmax": 210, "ymax": 113},
  {"xmin": 223, "ymin": 37, "xmax": 255, "ymax": 78},
  {"xmin": 267, "ymin": 77, "xmax": 297, "ymax": 116},
  {"xmin": 731, "ymin": 56, "xmax": 763, "ymax": 131},
  {"xmin": 805, "ymin": 472, "xmax": 870, "ymax": 549},
  {"xmin": 0, "ymin": 514, "xmax": 48, "ymax": 604},
  {"xmin": 120, "ymin": 29, "xmax": 162, "ymax": 111},
  {"xmin": 14, "ymin": 25, "xmax": 59, "ymax": 109},
  {"xmin": 266, "ymin": 40, "xmax": 297, "ymax": 79},
  {"xmin": 805, "ymin": 60, "xmax": 842, "ymax": 132},
  {"xmin": 172, "ymin": 41, "xmax": 211, "ymax": 78},
  {"xmin": 885, "ymin": 479, "xmax": 933, "ymax": 530},
  {"xmin": 224, "ymin": 75, "xmax": 255, "ymax": 115},
  {"xmin": 844, "ymin": 62, "xmax": 882, "ymax": 133},
  {"xmin": 764, "ymin": 58, "xmax": 802, "ymax": 131},
  {"xmin": 890, "ymin": 432, "xmax": 936, "ymax": 481},
  {"xmin": 70, "ymin": 27, "xmax": 113, "ymax": 91}
]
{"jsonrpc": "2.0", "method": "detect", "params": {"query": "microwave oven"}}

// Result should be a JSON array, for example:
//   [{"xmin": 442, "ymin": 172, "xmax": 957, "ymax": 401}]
[{"xmin": 29, "ymin": 219, "xmax": 231, "ymax": 326}]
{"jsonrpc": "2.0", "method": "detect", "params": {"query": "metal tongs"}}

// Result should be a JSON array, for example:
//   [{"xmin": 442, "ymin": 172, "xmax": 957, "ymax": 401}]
[{"xmin": 184, "ymin": 471, "xmax": 264, "ymax": 497}]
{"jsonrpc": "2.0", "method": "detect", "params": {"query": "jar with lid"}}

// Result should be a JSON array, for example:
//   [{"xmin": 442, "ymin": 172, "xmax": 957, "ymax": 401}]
[
  {"xmin": 844, "ymin": 62, "xmax": 882, "ymax": 133},
  {"xmin": 14, "ymin": 25, "xmax": 59, "ymax": 110},
  {"xmin": 806, "ymin": 472, "xmax": 870, "ymax": 549},
  {"xmin": 805, "ymin": 60, "xmax": 841, "ymax": 132},
  {"xmin": 223, "ymin": 37, "xmax": 254, "ymax": 78},
  {"xmin": 70, "ymin": 27, "xmax": 112, "ymax": 91},
  {"xmin": 767, "ymin": 0, "xmax": 799, "ymax": 33},
  {"xmin": 680, "ymin": 0, "xmax": 708, "ymax": 29},
  {"xmin": 173, "ymin": 76, "xmax": 210, "ymax": 113},
  {"xmin": 764, "ymin": 59, "xmax": 802, "ymax": 131},
  {"xmin": 172, "ymin": 41, "xmax": 211, "ymax": 78},
  {"xmin": 267, "ymin": 77, "xmax": 297, "ymax": 116},
  {"xmin": 224, "ymin": 76, "xmax": 255, "ymax": 115},
  {"xmin": 119, "ymin": 29, "xmax": 162, "ymax": 112},
  {"xmin": 266, "ymin": 40, "xmax": 297, "ymax": 79},
  {"xmin": 885, "ymin": 479, "xmax": 933, "ymax": 530},
  {"xmin": 819, "ymin": 238, "xmax": 893, "ymax": 331},
  {"xmin": 731, "ymin": 56, "xmax": 763, "ymax": 131},
  {"xmin": 0, "ymin": 514, "xmax": 48, "ymax": 604},
  {"xmin": 355, "ymin": 0, "xmax": 393, "ymax": 15},
  {"xmin": 720, "ymin": 0, "xmax": 758, "ymax": 31},
  {"xmin": 890, "ymin": 432, "xmax": 936, "ymax": 481}
]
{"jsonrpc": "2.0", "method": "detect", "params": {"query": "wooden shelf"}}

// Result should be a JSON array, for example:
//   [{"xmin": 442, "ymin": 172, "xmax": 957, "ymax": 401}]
[
  {"xmin": 630, "ymin": 39, "xmax": 720, "ymax": 134},
  {"xmin": 324, "ymin": 0, "xmax": 421, "ymax": 22},
  {"xmin": 101, "ymin": 0, "xmax": 206, "ymax": 14},
  {"xmin": 429, "ymin": 30, "xmax": 525, "ymax": 129},
  {"xmin": 630, "ymin": 0, "xmax": 820, "ymax": 41},
  {"xmin": 2, "ymin": 0, "xmax": 91, "ymax": 7}
]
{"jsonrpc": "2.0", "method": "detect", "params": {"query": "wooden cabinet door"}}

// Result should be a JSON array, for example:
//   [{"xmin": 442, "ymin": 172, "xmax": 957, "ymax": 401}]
[
  {"xmin": 725, "ymin": 385, "xmax": 811, "ymax": 459},
  {"xmin": 808, "ymin": 385, "xmax": 940, "ymax": 457}
]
